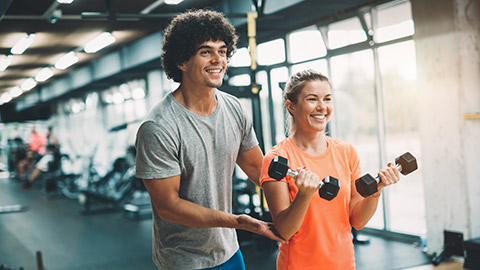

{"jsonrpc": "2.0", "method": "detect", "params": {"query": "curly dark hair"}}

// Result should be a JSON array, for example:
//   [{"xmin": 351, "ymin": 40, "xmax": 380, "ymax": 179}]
[{"xmin": 161, "ymin": 9, "xmax": 238, "ymax": 83}]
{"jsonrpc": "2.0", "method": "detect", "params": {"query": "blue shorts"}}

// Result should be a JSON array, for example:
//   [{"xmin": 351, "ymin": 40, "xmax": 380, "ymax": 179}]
[{"xmin": 199, "ymin": 249, "xmax": 246, "ymax": 270}]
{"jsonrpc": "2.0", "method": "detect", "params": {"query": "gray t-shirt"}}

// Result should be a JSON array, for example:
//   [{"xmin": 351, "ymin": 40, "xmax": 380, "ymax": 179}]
[{"xmin": 135, "ymin": 90, "xmax": 259, "ymax": 269}]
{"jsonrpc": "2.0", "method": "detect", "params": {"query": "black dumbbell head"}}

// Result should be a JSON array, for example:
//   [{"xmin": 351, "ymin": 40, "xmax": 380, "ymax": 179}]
[
  {"xmin": 395, "ymin": 152, "xmax": 418, "ymax": 175},
  {"xmin": 268, "ymin": 156, "xmax": 289, "ymax": 180},
  {"xmin": 355, "ymin": 174, "xmax": 378, "ymax": 197},
  {"xmin": 319, "ymin": 176, "xmax": 340, "ymax": 201}
]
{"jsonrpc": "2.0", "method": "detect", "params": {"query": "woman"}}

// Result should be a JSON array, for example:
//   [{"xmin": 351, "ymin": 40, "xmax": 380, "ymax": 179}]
[{"xmin": 259, "ymin": 69, "xmax": 400, "ymax": 269}]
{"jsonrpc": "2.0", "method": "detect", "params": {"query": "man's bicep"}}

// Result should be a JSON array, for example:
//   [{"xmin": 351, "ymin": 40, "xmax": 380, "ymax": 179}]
[
  {"xmin": 143, "ymin": 175, "xmax": 181, "ymax": 214},
  {"xmin": 236, "ymin": 146, "xmax": 263, "ymax": 186}
]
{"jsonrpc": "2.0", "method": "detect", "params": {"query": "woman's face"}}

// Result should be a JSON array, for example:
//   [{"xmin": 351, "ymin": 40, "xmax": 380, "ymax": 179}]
[{"xmin": 286, "ymin": 80, "xmax": 332, "ymax": 133}]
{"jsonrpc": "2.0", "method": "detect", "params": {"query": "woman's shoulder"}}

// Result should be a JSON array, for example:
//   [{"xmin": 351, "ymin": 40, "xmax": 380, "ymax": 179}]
[{"xmin": 266, "ymin": 138, "xmax": 294, "ymax": 158}]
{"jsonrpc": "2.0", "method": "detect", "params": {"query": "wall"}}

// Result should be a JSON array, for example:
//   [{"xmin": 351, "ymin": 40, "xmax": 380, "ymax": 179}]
[{"xmin": 411, "ymin": 0, "xmax": 480, "ymax": 254}]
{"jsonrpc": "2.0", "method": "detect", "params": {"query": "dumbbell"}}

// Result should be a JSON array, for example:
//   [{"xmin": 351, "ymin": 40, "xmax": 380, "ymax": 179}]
[
  {"xmin": 268, "ymin": 156, "xmax": 340, "ymax": 201},
  {"xmin": 355, "ymin": 152, "xmax": 418, "ymax": 197}
]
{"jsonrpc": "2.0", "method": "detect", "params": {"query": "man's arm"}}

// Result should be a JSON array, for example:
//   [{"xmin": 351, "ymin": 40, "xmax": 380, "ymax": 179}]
[
  {"xmin": 235, "ymin": 145, "xmax": 264, "ymax": 186},
  {"xmin": 144, "ymin": 175, "xmax": 238, "ymax": 227},
  {"xmin": 143, "ymin": 174, "xmax": 285, "ymax": 243}
]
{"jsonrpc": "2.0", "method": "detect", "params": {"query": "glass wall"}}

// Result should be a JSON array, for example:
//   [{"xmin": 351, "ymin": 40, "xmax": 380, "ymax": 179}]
[
  {"xmin": 227, "ymin": 0, "xmax": 425, "ymax": 236},
  {"xmin": 377, "ymin": 40, "xmax": 425, "ymax": 233},
  {"xmin": 330, "ymin": 51, "xmax": 383, "ymax": 228}
]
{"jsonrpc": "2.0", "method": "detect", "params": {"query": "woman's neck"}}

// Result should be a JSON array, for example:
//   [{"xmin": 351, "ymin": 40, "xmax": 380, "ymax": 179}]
[{"xmin": 291, "ymin": 131, "xmax": 328, "ymax": 156}]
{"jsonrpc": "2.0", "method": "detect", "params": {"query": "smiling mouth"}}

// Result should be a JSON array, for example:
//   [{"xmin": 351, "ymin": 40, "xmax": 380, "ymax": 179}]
[
  {"xmin": 206, "ymin": 68, "xmax": 223, "ymax": 74},
  {"xmin": 311, "ymin": 114, "xmax": 326, "ymax": 120}
]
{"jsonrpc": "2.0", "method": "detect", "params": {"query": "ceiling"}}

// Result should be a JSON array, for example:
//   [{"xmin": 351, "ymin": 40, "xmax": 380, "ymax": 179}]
[{"xmin": 0, "ymin": 0, "xmax": 390, "ymax": 122}]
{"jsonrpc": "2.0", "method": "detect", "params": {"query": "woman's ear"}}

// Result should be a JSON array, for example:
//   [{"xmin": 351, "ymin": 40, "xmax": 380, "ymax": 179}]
[{"xmin": 285, "ymin": 100, "xmax": 295, "ymax": 116}]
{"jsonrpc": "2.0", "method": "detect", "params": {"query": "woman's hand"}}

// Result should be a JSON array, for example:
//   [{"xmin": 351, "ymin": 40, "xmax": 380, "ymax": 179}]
[
  {"xmin": 376, "ymin": 163, "xmax": 401, "ymax": 192},
  {"xmin": 294, "ymin": 167, "xmax": 321, "ymax": 197}
]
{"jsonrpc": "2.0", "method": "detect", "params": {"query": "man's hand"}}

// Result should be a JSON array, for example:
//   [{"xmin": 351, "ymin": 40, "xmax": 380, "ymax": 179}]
[{"xmin": 236, "ymin": 214, "xmax": 286, "ymax": 244}]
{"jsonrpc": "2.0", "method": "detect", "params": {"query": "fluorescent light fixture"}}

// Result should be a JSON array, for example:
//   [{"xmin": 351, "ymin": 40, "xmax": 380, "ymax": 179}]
[
  {"xmin": 9, "ymin": 86, "xmax": 23, "ymax": 98},
  {"xmin": 0, "ymin": 55, "xmax": 11, "ymax": 71},
  {"xmin": 0, "ymin": 92, "xmax": 12, "ymax": 104},
  {"xmin": 57, "ymin": 0, "xmax": 74, "ymax": 3},
  {"xmin": 84, "ymin": 32, "xmax": 116, "ymax": 53},
  {"xmin": 35, "ymin": 67, "xmax": 54, "ymax": 82},
  {"xmin": 55, "ymin": 51, "xmax": 78, "ymax": 70},
  {"xmin": 11, "ymin": 34, "xmax": 35, "ymax": 55},
  {"xmin": 21, "ymin": 78, "xmax": 37, "ymax": 91},
  {"xmin": 165, "ymin": 0, "xmax": 184, "ymax": 5}
]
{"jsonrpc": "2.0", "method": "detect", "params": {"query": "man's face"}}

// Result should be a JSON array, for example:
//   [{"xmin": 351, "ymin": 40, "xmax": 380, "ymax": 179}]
[{"xmin": 178, "ymin": 40, "xmax": 228, "ymax": 89}]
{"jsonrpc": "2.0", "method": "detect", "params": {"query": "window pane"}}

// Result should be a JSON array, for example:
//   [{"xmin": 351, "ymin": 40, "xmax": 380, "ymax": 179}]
[
  {"xmin": 375, "ymin": 1, "xmax": 414, "ymax": 43},
  {"xmin": 328, "ymin": 17, "xmax": 367, "ymax": 49},
  {"xmin": 270, "ymin": 67, "xmax": 289, "ymax": 143},
  {"xmin": 229, "ymin": 74, "xmax": 251, "ymax": 86},
  {"xmin": 229, "ymin": 47, "xmax": 251, "ymax": 67},
  {"xmin": 257, "ymin": 71, "xmax": 273, "ymax": 150},
  {"xmin": 257, "ymin": 39, "xmax": 286, "ymax": 66},
  {"xmin": 291, "ymin": 59, "xmax": 328, "ymax": 75},
  {"xmin": 288, "ymin": 26, "xmax": 326, "ymax": 63},
  {"xmin": 330, "ymin": 50, "xmax": 383, "ymax": 228},
  {"xmin": 378, "ymin": 41, "xmax": 426, "ymax": 235}
]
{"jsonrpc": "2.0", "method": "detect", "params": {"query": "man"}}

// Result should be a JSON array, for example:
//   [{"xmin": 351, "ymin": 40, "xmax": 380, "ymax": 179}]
[{"xmin": 135, "ymin": 9, "xmax": 283, "ymax": 269}]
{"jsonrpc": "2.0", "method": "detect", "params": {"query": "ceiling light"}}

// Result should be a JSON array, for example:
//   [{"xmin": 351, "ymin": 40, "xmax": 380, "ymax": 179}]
[
  {"xmin": 57, "ymin": 0, "xmax": 74, "ymax": 3},
  {"xmin": 10, "ymin": 34, "xmax": 35, "ymax": 55},
  {"xmin": 21, "ymin": 78, "xmax": 37, "ymax": 91},
  {"xmin": 0, "ymin": 55, "xmax": 11, "ymax": 71},
  {"xmin": 9, "ymin": 86, "xmax": 23, "ymax": 98},
  {"xmin": 55, "ymin": 51, "xmax": 78, "ymax": 70},
  {"xmin": 35, "ymin": 67, "xmax": 54, "ymax": 82},
  {"xmin": 164, "ymin": 0, "xmax": 184, "ymax": 5},
  {"xmin": 0, "ymin": 93, "xmax": 12, "ymax": 104},
  {"xmin": 84, "ymin": 32, "xmax": 116, "ymax": 53}
]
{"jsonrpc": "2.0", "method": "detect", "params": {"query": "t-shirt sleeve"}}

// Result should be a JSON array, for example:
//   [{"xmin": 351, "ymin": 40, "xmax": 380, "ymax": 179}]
[
  {"xmin": 238, "ymin": 101, "xmax": 259, "ymax": 153},
  {"xmin": 135, "ymin": 120, "xmax": 181, "ymax": 180},
  {"xmin": 259, "ymin": 150, "xmax": 287, "ymax": 187}
]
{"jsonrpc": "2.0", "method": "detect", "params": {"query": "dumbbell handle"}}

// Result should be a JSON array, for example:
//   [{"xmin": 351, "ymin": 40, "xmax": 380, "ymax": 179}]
[
  {"xmin": 287, "ymin": 168, "xmax": 325, "ymax": 188},
  {"xmin": 372, "ymin": 163, "xmax": 402, "ymax": 183}
]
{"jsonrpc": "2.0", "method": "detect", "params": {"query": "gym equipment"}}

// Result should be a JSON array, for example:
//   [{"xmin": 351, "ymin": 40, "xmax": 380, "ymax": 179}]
[
  {"xmin": 355, "ymin": 152, "xmax": 417, "ymax": 198},
  {"xmin": 268, "ymin": 156, "xmax": 340, "ymax": 201},
  {"xmin": 464, "ymin": 237, "xmax": 480, "ymax": 269},
  {"xmin": 0, "ymin": 204, "xmax": 28, "ymax": 214},
  {"xmin": 432, "ymin": 230, "xmax": 464, "ymax": 266}
]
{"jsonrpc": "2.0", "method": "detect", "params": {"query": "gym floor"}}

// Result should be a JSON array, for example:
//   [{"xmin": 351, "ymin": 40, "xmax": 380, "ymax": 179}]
[{"xmin": 1, "ymin": 174, "xmax": 441, "ymax": 270}]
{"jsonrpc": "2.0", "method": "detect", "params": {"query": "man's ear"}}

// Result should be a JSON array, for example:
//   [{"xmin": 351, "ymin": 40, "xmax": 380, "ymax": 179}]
[{"xmin": 177, "ymin": 62, "xmax": 187, "ymax": 72}]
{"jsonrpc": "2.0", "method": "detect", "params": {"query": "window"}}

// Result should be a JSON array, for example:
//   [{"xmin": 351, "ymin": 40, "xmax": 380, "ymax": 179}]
[
  {"xmin": 328, "ymin": 17, "xmax": 367, "ymax": 49},
  {"xmin": 270, "ymin": 67, "xmax": 289, "ymax": 143},
  {"xmin": 257, "ymin": 39, "xmax": 286, "ymax": 66},
  {"xmin": 375, "ymin": 1, "xmax": 414, "ymax": 43},
  {"xmin": 229, "ymin": 74, "xmax": 251, "ymax": 86},
  {"xmin": 378, "ymin": 41, "xmax": 425, "ymax": 234},
  {"xmin": 330, "ymin": 50, "xmax": 383, "ymax": 228},
  {"xmin": 257, "ymin": 70, "xmax": 273, "ymax": 150},
  {"xmin": 291, "ymin": 59, "xmax": 328, "ymax": 75},
  {"xmin": 229, "ymin": 47, "xmax": 251, "ymax": 67},
  {"xmin": 288, "ymin": 26, "xmax": 327, "ymax": 63}
]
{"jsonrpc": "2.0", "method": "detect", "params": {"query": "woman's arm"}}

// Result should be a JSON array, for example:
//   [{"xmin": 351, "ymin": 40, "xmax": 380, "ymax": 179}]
[
  {"xmin": 263, "ymin": 168, "xmax": 321, "ymax": 240},
  {"xmin": 349, "ymin": 164, "xmax": 400, "ymax": 229}
]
